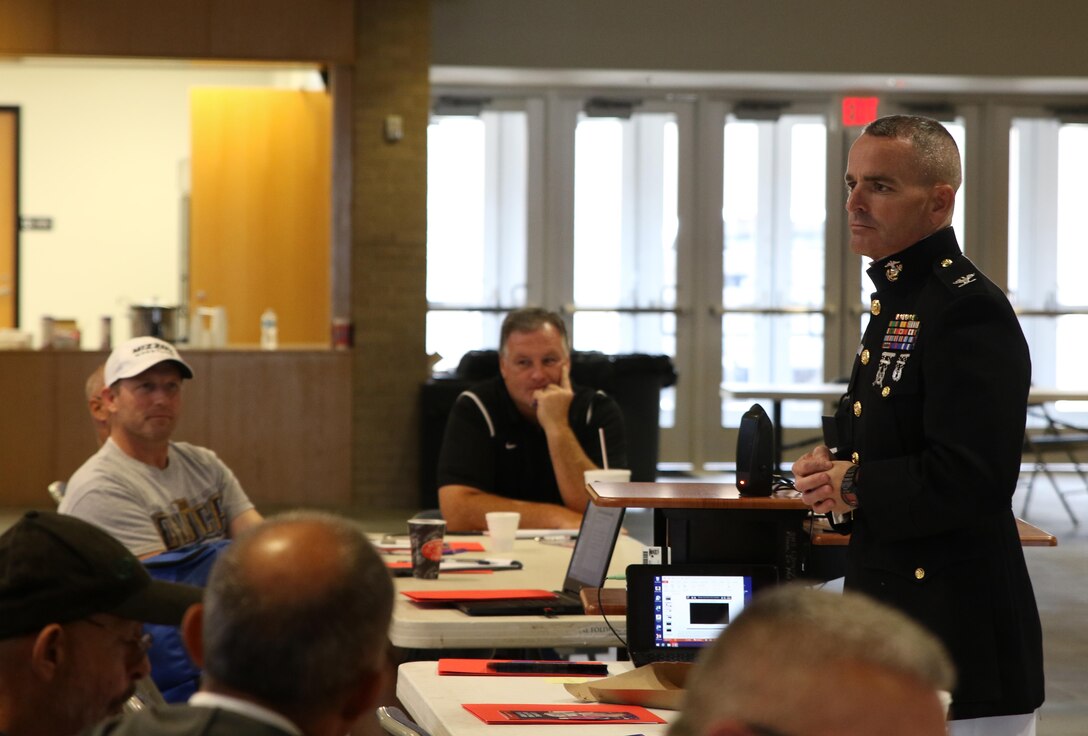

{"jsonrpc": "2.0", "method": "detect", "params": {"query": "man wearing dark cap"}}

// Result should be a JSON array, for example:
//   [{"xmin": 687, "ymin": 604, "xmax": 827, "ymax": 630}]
[
  {"xmin": 59, "ymin": 336, "xmax": 263, "ymax": 558},
  {"xmin": 0, "ymin": 510, "xmax": 202, "ymax": 736}
]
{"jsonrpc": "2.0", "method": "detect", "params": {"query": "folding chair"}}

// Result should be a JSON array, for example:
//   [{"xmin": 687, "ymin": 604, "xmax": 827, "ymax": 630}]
[
  {"xmin": 376, "ymin": 706, "xmax": 431, "ymax": 736},
  {"xmin": 1021, "ymin": 403, "xmax": 1088, "ymax": 525}
]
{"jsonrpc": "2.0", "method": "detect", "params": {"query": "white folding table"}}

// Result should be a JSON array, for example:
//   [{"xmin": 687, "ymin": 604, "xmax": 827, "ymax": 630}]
[
  {"xmin": 396, "ymin": 660, "xmax": 675, "ymax": 736},
  {"xmin": 387, "ymin": 534, "xmax": 642, "ymax": 650}
]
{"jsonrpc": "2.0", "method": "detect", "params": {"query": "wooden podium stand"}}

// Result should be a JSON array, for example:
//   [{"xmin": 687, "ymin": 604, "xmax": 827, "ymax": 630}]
[
  {"xmin": 587, "ymin": 482, "xmax": 1057, "ymax": 582},
  {"xmin": 587, "ymin": 482, "xmax": 821, "ymax": 580}
]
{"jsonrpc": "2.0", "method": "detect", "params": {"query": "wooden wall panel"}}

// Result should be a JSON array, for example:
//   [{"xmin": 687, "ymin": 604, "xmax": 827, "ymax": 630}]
[
  {"xmin": 189, "ymin": 88, "xmax": 331, "ymax": 346},
  {"xmin": 0, "ymin": 0, "xmax": 353, "ymax": 61},
  {"xmin": 0, "ymin": 0, "xmax": 56, "ymax": 52},
  {"xmin": 210, "ymin": 0, "xmax": 354, "ymax": 62},
  {"xmin": 58, "ymin": 0, "xmax": 211, "ymax": 58},
  {"xmin": 0, "ymin": 350, "xmax": 350, "ymax": 509},
  {"xmin": 52, "ymin": 350, "xmax": 108, "ymax": 482},
  {"xmin": 204, "ymin": 351, "xmax": 351, "ymax": 507},
  {"xmin": 0, "ymin": 353, "xmax": 60, "ymax": 507}
]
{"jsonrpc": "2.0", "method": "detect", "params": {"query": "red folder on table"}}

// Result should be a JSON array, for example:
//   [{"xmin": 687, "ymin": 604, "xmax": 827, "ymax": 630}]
[
  {"xmin": 376, "ymin": 541, "xmax": 485, "ymax": 554},
  {"xmin": 400, "ymin": 589, "xmax": 557, "ymax": 603},
  {"xmin": 438, "ymin": 659, "xmax": 609, "ymax": 676},
  {"xmin": 463, "ymin": 703, "xmax": 665, "ymax": 724}
]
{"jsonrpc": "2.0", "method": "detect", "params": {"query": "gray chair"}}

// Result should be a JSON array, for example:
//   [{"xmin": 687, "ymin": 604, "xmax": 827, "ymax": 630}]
[{"xmin": 376, "ymin": 705, "xmax": 431, "ymax": 736}]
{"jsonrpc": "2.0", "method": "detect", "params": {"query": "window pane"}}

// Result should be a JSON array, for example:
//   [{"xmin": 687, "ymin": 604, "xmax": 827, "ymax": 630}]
[
  {"xmin": 426, "ymin": 110, "xmax": 528, "ymax": 371},
  {"xmin": 1009, "ymin": 118, "xmax": 1088, "ymax": 412},
  {"xmin": 1057, "ymin": 125, "xmax": 1088, "ymax": 306},
  {"xmin": 427, "ymin": 117, "xmax": 486, "ymax": 304},
  {"xmin": 573, "ymin": 112, "xmax": 680, "ymax": 427},
  {"xmin": 426, "ymin": 311, "xmax": 498, "ymax": 374},
  {"xmin": 573, "ymin": 311, "xmax": 677, "ymax": 427},
  {"xmin": 721, "ymin": 115, "xmax": 827, "ymax": 428}
]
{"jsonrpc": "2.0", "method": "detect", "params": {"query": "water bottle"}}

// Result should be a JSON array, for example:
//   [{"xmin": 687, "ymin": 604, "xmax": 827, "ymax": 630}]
[{"xmin": 260, "ymin": 308, "xmax": 278, "ymax": 350}]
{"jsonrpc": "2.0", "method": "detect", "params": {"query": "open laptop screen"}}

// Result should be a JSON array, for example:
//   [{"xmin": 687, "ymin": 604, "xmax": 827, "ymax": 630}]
[
  {"xmin": 653, "ymin": 571, "xmax": 752, "ymax": 648},
  {"xmin": 626, "ymin": 563, "xmax": 778, "ymax": 665},
  {"xmin": 562, "ymin": 502, "xmax": 625, "ymax": 594}
]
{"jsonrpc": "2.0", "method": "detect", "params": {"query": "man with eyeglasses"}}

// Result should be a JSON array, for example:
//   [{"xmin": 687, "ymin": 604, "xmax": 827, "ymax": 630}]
[
  {"xmin": 667, "ymin": 585, "xmax": 955, "ymax": 736},
  {"xmin": 59, "ymin": 336, "xmax": 264, "ymax": 559},
  {"xmin": 437, "ymin": 308, "xmax": 628, "ymax": 531},
  {"xmin": 0, "ymin": 510, "xmax": 202, "ymax": 736}
]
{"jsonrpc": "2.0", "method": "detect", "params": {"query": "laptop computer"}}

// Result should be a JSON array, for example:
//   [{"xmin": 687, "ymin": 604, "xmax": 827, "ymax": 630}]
[
  {"xmin": 625, "ymin": 563, "xmax": 779, "ymax": 666},
  {"xmin": 456, "ymin": 502, "xmax": 626, "ymax": 616}
]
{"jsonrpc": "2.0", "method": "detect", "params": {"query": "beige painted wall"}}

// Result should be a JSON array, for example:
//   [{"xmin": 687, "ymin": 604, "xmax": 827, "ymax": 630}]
[{"xmin": 0, "ymin": 60, "xmax": 321, "ymax": 348}]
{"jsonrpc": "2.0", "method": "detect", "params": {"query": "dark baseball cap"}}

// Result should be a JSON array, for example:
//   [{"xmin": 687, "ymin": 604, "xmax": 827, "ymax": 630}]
[{"xmin": 0, "ymin": 510, "xmax": 203, "ymax": 639}]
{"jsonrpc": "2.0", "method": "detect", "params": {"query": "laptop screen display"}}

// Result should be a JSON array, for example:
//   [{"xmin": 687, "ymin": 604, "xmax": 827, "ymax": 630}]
[
  {"xmin": 652, "ymin": 573, "xmax": 754, "ymax": 648},
  {"xmin": 563, "ymin": 503, "xmax": 625, "ymax": 592}
]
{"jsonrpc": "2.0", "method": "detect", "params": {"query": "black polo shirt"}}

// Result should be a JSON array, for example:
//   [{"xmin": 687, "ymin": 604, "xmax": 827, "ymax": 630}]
[{"xmin": 436, "ymin": 375, "xmax": 627, "ymax": 505}]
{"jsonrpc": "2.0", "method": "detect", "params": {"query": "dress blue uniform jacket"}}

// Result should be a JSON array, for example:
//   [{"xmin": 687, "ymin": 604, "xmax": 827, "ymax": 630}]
[{"xmin": 829, "ymin": 227, "xmax": 1044, "ymax": 720}]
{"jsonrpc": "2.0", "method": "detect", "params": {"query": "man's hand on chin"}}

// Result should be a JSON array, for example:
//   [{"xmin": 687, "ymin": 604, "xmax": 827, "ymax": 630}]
[{"xmin": 533, "ymin": 363, "xmax": 574, "ymax": 431}]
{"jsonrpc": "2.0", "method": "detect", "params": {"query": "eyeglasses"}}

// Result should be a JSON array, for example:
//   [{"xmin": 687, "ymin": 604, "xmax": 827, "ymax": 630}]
[{"xmin": 80, "ymin": 617, "xmax": 154, "ymax": 656}]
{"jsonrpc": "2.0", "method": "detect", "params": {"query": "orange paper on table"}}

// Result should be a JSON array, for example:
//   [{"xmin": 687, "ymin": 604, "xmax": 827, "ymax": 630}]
[
  {"xmin": 400, "ymin": 589, "xmax": 557, "ymax": 603},
  {"xmin": 463, "ymin": 703, "xmax": 665, "ymax": 724}
]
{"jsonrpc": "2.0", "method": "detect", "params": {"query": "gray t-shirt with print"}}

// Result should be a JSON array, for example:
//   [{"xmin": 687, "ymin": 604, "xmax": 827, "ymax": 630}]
[{"xmin": 60, "ymin": 438, "xmax": 254, "ymax": 557}]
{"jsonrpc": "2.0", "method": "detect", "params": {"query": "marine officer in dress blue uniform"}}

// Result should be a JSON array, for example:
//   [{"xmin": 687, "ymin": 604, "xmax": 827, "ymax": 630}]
[{"xmin": 792, "ymin": 115, "xmax": 1043, "ymax": 736}]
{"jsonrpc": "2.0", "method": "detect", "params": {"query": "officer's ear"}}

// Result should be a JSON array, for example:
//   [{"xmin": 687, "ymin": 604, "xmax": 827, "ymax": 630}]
[{"xmin": 930, "ymin": 182, "xmax": 956, "ymax": 225}]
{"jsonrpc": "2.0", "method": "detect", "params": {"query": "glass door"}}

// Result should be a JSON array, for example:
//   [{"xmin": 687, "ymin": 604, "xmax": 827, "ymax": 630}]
[
  {"xmin": 568, "ymin": 99, "xmax": 693, "ymax": 458},
  {"xmin": 1009, "ymin": 113, "xmax": 1088, "ymax": 417},
  {"xmin": 426, "ymin": 102, "xmax": 535, "ymax": 371},
  {"xmin": 709, "ymin": 109, "xmax": 831, "ymax": 464}
]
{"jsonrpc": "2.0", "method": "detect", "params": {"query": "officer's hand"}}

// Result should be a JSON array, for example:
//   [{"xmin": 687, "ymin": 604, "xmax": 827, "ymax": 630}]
[
  {"xmin": 793, "ymin": 446, "xmax": 853, "ymax": 515},
  {"xmin": 533, "ymin": 363, "xmax": 574, "ymax": 432}
]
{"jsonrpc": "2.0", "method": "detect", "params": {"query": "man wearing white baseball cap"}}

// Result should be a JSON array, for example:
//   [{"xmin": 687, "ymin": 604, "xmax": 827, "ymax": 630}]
[{"xmin": 60, "ymin": 337, "xmax": 263, "ymax": 558}]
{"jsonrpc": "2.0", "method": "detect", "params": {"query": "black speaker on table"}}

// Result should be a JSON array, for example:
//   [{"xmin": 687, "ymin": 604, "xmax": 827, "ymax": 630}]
[{"xmin": 736, "ymin": 403, "xmax": 774, "ymax": 496}]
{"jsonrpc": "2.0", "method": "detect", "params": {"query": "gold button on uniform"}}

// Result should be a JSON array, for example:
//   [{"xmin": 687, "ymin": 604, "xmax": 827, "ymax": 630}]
[
  {"xmin": 851, "ymin": 451, "xmax": 860, "ymax": 464},
  {"xmin": 881, "ymin": 386, "xmax": 891, "ymax": 397},
  {"xmin": 853, "ymin": 401, "xmax": 862, "ymax": 417},
  {"xmin": 860, "ymin": 349, "xmax": 870, "ymax": 365},
  {"xmin": 871, "ymin": 299, "xmax": 881, "ymax": 316},
  {"xmin": 915, "ymin": 567, "xmax": 926, "ymax": 580},
  {"xmin": 940, "ymin": 259, "xmax": 953, "ymax": 268}
]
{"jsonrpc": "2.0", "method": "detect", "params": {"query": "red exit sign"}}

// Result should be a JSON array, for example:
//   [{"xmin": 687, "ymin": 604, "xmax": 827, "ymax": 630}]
[{"xmin": 842, "ymin": 97, "xmax": 879, "ymax": 127}]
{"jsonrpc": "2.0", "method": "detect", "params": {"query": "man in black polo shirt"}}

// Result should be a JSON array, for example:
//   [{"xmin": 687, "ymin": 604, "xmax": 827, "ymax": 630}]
[{"xmin": 437, "ymin": 308, "xmax": 627, "ymax": 531}]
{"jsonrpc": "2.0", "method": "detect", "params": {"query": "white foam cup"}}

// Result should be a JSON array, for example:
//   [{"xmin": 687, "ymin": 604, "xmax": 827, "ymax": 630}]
[
  {"xmin": 584, "ymin": 468, "xmax": 632, "ymax": 490},
  {"xmin": 485, "ymin": 511, "xmax": 521, "ymax": 552}
]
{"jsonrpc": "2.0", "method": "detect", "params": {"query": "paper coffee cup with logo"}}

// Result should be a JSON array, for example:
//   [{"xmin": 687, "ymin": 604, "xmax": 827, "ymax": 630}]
[{"xmin": 408, "ymin": 518, "xmax": 446, "ymax": 579}]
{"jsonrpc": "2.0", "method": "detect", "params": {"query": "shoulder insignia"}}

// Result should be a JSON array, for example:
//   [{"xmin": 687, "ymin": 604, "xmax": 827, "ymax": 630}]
[{"xmin": 933, "ymin": 254, "xmax": 984, "ymax": 293}]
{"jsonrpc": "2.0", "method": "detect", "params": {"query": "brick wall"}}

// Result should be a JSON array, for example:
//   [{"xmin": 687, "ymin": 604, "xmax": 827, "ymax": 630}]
[{"xmin": 350, "ymin": 0, "xmax": 430, "ymax": 509}]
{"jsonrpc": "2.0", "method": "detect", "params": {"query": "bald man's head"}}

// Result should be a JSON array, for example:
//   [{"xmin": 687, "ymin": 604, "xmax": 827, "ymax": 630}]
[{"xmin": 200, "ymin": 512, "xmax": 393, "ymax": 721}]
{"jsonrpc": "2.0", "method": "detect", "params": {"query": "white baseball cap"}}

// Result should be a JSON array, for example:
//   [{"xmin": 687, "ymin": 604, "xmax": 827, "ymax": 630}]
[{"xmin": 104, "ymin": 337, "xmax": 194, "ymax": 387}]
